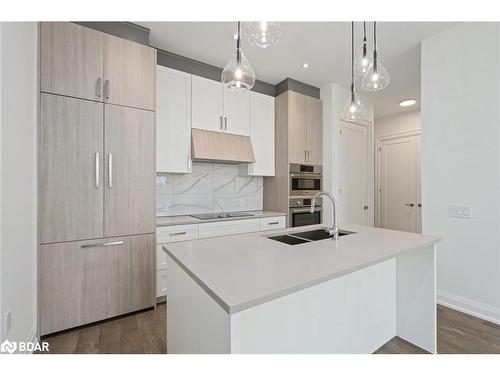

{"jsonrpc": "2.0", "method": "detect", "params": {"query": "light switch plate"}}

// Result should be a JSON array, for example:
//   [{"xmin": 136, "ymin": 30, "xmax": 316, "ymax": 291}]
[{"xmin": 449, "ymin": 205, "xmax": 471, "ymax": 219}]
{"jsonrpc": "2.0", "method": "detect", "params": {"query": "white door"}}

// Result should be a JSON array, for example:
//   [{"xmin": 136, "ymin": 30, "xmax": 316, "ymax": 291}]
[
  {"xmin": 378, "ymin": 134, "xmax": 421, "ymax": 232},
  {"xmin": 191, "ymin": 75, "xmax": 223, "ymax": 132},
  {"xmin": 223, "ymin": 86, "xmax": 250, "ymax": 135},
  {"xmin": 156, "ymin": 66, "xmax": 192, "ymax": 174},
  {"xmin": 337, "ymin": 121, "xmax": 371, "ymax": 226},
  {"xmin": 242, "ymin": 91, "xmax": 275, "ymax": 176}
]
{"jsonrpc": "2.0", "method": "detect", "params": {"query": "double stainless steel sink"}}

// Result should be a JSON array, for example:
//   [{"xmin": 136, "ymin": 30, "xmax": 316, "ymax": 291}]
[{"xmin": 268, "ymin": 228, "xmax": 354, "ymax": 245}]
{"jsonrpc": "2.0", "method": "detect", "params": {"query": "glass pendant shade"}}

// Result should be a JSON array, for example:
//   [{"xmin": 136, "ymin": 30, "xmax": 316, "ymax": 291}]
[
  {"xmin": 361, "ymin": 59, "xmax": 390, "ymax": 91},
  {"xmin": 245, "ymin": 22, "xmax": 281, "ymax": 48},
  {"xmin": 221, "ymin": 48, "xmax": 255, "ymax": 91},
  {"xmin": 355, "ymin": 50, "xmax": 372, "ymax": 76},
  {"xmin": 341, "ymin": 93, "xmax": 368, "ymax": 121}
]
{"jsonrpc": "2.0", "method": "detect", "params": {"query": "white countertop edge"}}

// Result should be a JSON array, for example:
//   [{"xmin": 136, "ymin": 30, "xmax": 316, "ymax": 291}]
[
  {"xmin": 163, "ymin": 237, "xmax": 438, "ymax": 315},
  {"xmin": 157, "ymin": 211, "xmax": 287, "ymax": 227}
]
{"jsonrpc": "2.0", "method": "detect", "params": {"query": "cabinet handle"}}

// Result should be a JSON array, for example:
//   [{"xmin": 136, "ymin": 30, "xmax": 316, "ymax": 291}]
[
  {"xmin": 305, "ymin": 150, "xmax": 307, "ymax": 162},
  {"xmin": 418, "ymin": 203, "xmax": 422, "ymax": 208},
  {"xmin": 219, "ymin": 116, "xmax": 223, "ymax": 130},
  {"xmin": 405, "ymin": 203, "xmax": 415, "ymax": 207},
  {"xmin": 81, "ymin": 241, "xmax": 124, "ymax": 249},
  {"xmin": 108, "ymin": 153, "xmax": 113, "ymax": 188},
  {"xmin": 95, "ymin": 152, "xmax": 100, "ymax": 189},
  {"xmin": 268, "ymin": 221, "xmax": 280, "ymax": 225},
  {"xmin": 96, "ymin": 78, "xmax": 102, "ymax": 98},
  {"xmin": 170, "ymin": 232, "xmax": 187, "ymax": 236},
  {"xmin": 187, "ymin": 155, "xmax": 192, "ymax": 171},
  {"xmin": 104, "ymin": 80, "xmax": 110, "ymax": 99},
  {"xmin": 224, "ymin": 117, "xmax": 228, "ymax": 130}
]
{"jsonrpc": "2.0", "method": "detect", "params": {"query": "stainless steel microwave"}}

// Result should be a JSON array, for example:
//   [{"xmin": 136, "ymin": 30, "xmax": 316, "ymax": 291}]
[{"xmin": 289, "ymin": 164, "xmax": 323, "ymax": 196}]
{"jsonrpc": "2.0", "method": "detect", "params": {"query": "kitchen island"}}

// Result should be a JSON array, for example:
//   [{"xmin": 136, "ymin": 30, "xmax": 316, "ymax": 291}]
[{"xmin": 163, "ymin": 224, "xmax": 440, "ymax": 354}]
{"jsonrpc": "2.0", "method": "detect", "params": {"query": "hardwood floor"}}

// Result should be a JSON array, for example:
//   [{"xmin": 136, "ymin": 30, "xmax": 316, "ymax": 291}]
[{"xmin": 39, "ymin": 303, "xmax": 500, "ymax": 354}]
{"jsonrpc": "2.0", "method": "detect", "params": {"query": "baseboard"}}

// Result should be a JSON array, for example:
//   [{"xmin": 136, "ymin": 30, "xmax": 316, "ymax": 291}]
[
  {"xmin": 437, "ymin": 289, "xmax": 500, "ymax": 325},
  {"xmin": 26, "ymin": 324, "xmax": 37, "ymax": 354}
]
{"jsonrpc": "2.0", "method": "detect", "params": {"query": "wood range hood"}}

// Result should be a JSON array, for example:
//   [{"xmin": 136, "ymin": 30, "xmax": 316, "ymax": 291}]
[{"xmin": 191, "ymin": 128, "xmax": 256, "ymax": 163}]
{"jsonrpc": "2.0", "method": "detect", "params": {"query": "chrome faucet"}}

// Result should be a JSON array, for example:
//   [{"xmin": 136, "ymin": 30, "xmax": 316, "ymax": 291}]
[{"xmin": 311, "ymin": 191, "xmax": 339, "ymax": 240}]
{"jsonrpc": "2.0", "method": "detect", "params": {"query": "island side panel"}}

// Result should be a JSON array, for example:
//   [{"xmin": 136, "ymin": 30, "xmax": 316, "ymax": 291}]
[
  {"xmin": 166, "ymin": 254, "xmax": 231, "ymax": 353},
  {"xmin": 395, "ymin": 244, "xmax": 437, "ymax": 353},
  {"xmin": 230, "ymin": 259, "xmax": 397, "ymax": 354}
]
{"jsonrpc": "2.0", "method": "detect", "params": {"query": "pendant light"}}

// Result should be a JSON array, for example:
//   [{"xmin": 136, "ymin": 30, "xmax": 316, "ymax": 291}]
[
  {"xmin": 355, "ymin": 22, "xmax": 371, "ymax": 76},
  {"xmin": 245, "ymin": 22, "xmax": 281, "ymax": 48},
  {"xmin": 361, "ymin": 22, "xmax": 390, "ymax": 91},
  {"xmin": 341, "ymin": 22, "xmax": 368, "ymax": 122},
  {"xmin": 221, "ymin": 21, "xmax": 255, "ymax": 91}
]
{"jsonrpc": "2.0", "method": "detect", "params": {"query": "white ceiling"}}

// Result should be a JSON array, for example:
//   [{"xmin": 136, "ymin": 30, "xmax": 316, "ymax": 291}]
[{"xmin": 138, "ymin": 22, "xmax": 457, "ymax": 118}]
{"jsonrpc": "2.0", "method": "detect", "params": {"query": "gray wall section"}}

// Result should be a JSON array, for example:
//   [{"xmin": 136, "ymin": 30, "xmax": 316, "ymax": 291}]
[
  {"xmin": 74, "ymin": 22, "xmax": 150, "ymax": 45},
  {"xmin": 76, "ymin": 22, "xmax": 319, "ymax": 98},
  {"xmin": 276, "ymin": 78, "xmax": 321, "ymax": 99}
]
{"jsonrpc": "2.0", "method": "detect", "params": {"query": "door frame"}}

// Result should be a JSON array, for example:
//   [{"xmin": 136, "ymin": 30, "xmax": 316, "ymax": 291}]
[
  {"xmin": 375, "ymin": 130, "xmax": 421, "ymax": 228},
  {"xmin": 334, "ymin": 119, "xmax": 374, "ymax": 226}
]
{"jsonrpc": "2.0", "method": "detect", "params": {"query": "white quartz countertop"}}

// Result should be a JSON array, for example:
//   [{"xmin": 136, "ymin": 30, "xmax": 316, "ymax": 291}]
[
  {"xmin": 156, "ymin": 210, "xmax": 287, "ymax": 227},
  {"xmin": 163, "ymin": 224, "xmax": 441, "ymax": 314}
]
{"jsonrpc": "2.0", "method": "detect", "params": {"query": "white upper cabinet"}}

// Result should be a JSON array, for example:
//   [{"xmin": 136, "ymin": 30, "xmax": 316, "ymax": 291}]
[
  {"xmin": 223, "ymin": 86, "xmax": 250, "ymax": 136},
  {"xmin": 240, "ymin": 92, "xmax": 275, "ymax": 176},
  {"xmin": 156, "ymin": 66, "xmax": 192, "ymax": 173},
  {"xmin": 192, "ymin": 75, "xmax": 224, "ymax": 132},
  {"xmin": 192, "ymin": 75, "xmax": 250, "ymax": 136}
]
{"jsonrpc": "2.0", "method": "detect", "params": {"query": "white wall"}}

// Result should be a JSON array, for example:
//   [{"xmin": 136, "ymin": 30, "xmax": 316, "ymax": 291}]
[
  {"xmin": 421, "ymin": 22, "xmax": 500, "ymax": 324},
  {"xmin": 374, "ymin": 110, "xmax": 421, "ymax": 139},
  {"xmin": 0, "ymin": 22, "xmax": 38, "ymax": 346}
]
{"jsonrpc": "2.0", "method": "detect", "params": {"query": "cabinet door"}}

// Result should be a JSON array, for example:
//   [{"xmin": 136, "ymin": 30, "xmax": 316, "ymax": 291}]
[
  {"xmin": 244, "ymin": 92, "xmax": 275, "ymax": 176},
  {"xmin": 288, "ymin": 91, "xmax": 308, "ymax": 164},
  {"xmin": 104, "ymin": 34, "xmax": 156, "ymax": 111},
  {"xmin": 105, "ymin": 105, "xmax": 155, "ymax": 237},
  {"xmin": 40, "ymin": 94, "xmax": 104, "ymax": 244},
  {"xmin": 156, "ymin": 66, "xmax": 192, "ymax": 173},
  {"xmin": 223, "ymin": 86, "xmax": 250, "ymax": 135},
  {"xmin": 307, "ymin": 96, "xmax": 323, "ymax": 165},
  {"xmin": 40, "ymin": 234, "xmax": 154, "ymax": 335},
  {"xmin": 40, "ymin": 22, "xmax": 104, "ymax": 101},
  {"xmin": 192, "ymin": 75, "xmax": 223, "ymax": 132}
]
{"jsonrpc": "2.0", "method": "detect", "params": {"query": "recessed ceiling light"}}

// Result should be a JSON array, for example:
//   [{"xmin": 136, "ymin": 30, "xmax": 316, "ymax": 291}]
[
  {"xmin": 302, "ymin": 63, "xmax": 309, "ymax": 69},
  {"xmin": 400, "ymin": 99, "xmax": 417, "ymax": 107}
]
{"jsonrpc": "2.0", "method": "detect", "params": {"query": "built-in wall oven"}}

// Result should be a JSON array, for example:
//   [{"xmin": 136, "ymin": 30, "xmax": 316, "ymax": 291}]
[
  {"xmin": 289, "ymin": 163, "xmax": 323, "ymax": 196},
  {"xmin": 289, "ymin": 197, "xmax": 322, "ymax": 227}
]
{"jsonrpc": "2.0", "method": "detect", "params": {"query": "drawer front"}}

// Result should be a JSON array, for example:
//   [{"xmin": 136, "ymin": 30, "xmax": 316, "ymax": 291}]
[
  {"xmin": 40, "ymin": 234, "xmax": 154, "ymax": 335},
  {"xmin": 198, "ymin": 219, "xmax": 260, "ymax": 239},
  {"xmin": 260, "ymin": 216, "xmax": 286, "ymax": 231},
  {"xmin": 156, "ymin": 224, "xmax": 199, "ymax": 243},
  {"xmin": 156, "ymin": 244, "xmax": 167, "ymax": 270},
  {"xmin": 156, "ymin": 270, "xmax": 168, "ymax": 298}
]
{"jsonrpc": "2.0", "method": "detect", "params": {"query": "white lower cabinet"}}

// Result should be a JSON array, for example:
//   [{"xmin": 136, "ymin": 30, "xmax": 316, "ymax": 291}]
[{"xmin": 155, "ymin": 216, "xmax": 285, "ymax": 298}]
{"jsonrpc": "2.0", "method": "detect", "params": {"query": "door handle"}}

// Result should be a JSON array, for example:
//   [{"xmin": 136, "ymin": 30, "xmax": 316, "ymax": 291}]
[
  {"xmin": 224, "ymin": 117, "xmax": 228, "ymax": 131},
  {"xmin": 96, "ymin": 78, "xmax": 102, "ymax": 98},
  {"xmin": 405, "ymin": 203, "xmax": 415, "ymax": 207},
  {"xmin": 95, "ymin": 152, "xmax": 100, "ymax": 189},
  {"xmin": 108, "ymin": 153, "xmax": 113, "ymax": 188},
  {"xmin": 104, "ymin": 80, "xmax": 110, "ymax": 99},
  {"xmin": 81, "ymin": 241, "xmax": 124, "ymax": 249}
]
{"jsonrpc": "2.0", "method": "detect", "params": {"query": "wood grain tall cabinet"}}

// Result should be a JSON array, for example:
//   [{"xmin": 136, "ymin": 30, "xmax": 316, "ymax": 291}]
[
  {"xmin": 39, "ymin": 22, "xmax": 156, "ymax": 335},
  {"xmin": 263, "ymin": 90, "xmax": 322, "ymax": 220}
]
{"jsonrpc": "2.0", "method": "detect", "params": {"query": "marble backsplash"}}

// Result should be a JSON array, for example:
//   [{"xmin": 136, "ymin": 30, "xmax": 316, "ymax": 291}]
[{"xmin": 156, "ymin": 162, "xmax": 263, "ymax": 217}]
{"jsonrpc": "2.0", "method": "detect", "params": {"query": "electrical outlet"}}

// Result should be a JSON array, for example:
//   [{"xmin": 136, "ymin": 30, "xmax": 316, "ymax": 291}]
[
  {"xmin": 448, "ymin": 205, "xmax": 471, "ymax": 219},
  {"xmin": 5, "ymin": 311, "xmax": 12, "ymax": 333}
]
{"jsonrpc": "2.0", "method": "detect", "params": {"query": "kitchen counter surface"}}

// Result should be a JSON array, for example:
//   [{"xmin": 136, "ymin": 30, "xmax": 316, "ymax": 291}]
[
  {"xmin": 156, "ymin": 210, "xmax": 287, "ymax": 227},
  {"xmin": 163, "ymin": 224, "xmax": 441, "ymax": 314}
]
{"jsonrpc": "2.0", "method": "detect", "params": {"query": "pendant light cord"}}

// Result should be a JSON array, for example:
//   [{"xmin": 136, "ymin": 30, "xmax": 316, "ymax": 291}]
[
  {"xmin": 236, "ymin": 21, "xmax": 241, "ymax": 65},
  {"xmin": 351, "ymin": 21, "xmax": 355, "ymax": 102},
  {"xmin": 373, "ymin": 21, "xmax": 378, "ymax": 72}
]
